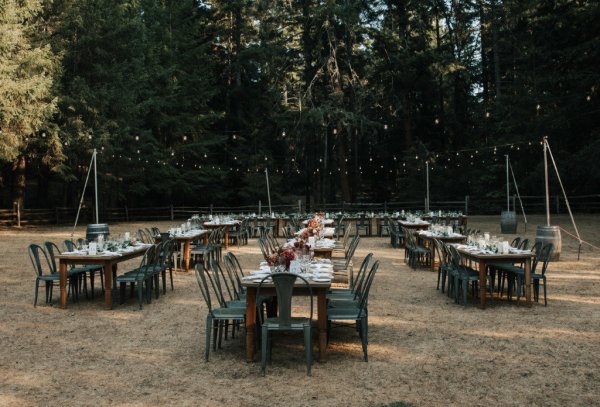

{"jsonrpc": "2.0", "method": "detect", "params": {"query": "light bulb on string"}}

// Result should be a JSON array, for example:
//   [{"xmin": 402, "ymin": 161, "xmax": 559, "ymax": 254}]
[
  {"xmin": 587, "ymin": 95, "xmax": 591, "ymax": 101},
  {"xmin": 135, "ymin": 135, "xmax": 139, "ymax": 141}
]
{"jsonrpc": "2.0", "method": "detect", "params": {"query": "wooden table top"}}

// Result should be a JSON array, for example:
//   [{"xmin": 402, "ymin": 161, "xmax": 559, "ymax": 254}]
[{"xmin": 56, "ymin": 244, "xmax": 150, "ymax": 261}]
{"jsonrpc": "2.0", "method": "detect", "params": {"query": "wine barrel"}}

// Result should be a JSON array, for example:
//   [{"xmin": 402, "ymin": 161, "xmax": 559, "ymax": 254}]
[
  {"xmin": 86, "ymin": 223, "xmax": 110, "ymax": 241},
  {"xmin": 535, "ymin": 225, "xmax": 561, "ymax": 261},
  {"xmin": 500, "ymin": 211, "xmax": 518, "ymax": 234}
]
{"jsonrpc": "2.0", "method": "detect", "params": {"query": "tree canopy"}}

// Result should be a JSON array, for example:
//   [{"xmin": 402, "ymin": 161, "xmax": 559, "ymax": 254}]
[{"xmin": 0, "ymin": 0, "xmax": 598, "ymax": 209}]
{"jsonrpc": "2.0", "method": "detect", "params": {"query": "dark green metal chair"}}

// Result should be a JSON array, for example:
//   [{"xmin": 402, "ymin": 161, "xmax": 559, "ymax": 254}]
[
  {"xmin": 509, "ymin": 243, "xmax": 553, "ymax": 305},
  {"xmin": 62, "ymin": 239, "xmax": 104, "ymax": 298},
  {"xmin": 115, "ymin": 245, "xmax": 158, "ymax": 309},
  {"xmin": 195, "ymin": 264, "xmax": 246, "ymax": 361},
  {"xmin": 257, "ymin": 273, "xmax": 313, "ymax": 376},
  {"xmin": 29, "ymin": 244, "xmax": 78, "ymax": 307},
  {"xmin": 327, "ymin": 260, "xmax": 380, "ymax": 362},
  {"xmin": 158, "ymin": 238, "xmax": 177, "ymax": 293},
  {"xmin": 448, "ymin": 245, "xmax": 480, "ymax": 305},
  {"xmin": 328, "ymin": 252, "xmax": 373, "ymax": 301},
  {"xmin": 44, "ymin": 241, "xmax": 88, "ymax": 301}
]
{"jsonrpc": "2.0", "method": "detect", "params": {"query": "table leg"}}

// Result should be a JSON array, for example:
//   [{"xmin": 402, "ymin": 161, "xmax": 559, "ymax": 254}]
[
  {"xmin": 525, "ymin": 257, "xmax": 532, "ymax": 307},
  {"xmin": 104, "ymin": 262, "xmax": 113, "ymax": 309},
  {"xmin": 317, "ymin": 288, "xmax": 327, "ymax": 362},
  {"xmin": 59, "ymin": 261, "xmax": 67, "ymax": 309},
  {"xmin": 224, "ymin": 226, "xmax": 230, "ymax": 250},
  {"xmin": 479, "ymin": 261, "xmax": 487, "ymax": 309},
  {"xmin": 184, "ymin": 239, "xmax": 191, "ymax": 273},
  {"xmin": 245, "ymin": 287, "xmax": 257, "ymax": 362},
  {"xmin": 203, "ymin": 233, "xmax": 208, "ymax": 245},
  {"xmin": 430, "ymin": 241, "xmax": 436, "ymax": 272}
]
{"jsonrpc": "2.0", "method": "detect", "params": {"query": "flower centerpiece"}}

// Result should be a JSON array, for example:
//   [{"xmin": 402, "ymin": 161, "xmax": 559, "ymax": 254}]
[
  {"xmin": 293, "ymin": 239, "xmax": 311, "ymax": 256},
  {"xmin": 304, "ymin": 211, "xmax": 326, "ymax": 238},
  {"xmin": 267, "ymin": 246, "xmax": 296, "ymax": 270}
]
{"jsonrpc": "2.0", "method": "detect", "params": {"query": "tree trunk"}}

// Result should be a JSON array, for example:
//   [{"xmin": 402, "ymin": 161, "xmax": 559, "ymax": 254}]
[
  {"xmin": 12, "ymin": 155, "xmax": 26, "ymax": 210},
  {"xmin": 336, "ymin": 125, "xmax": 351, "ymax": 202},
  {"xmin": 491, "ymin": 0, "xmax": 501, "ymax": 97},
  {"xmin": 402, "ymin": 93, "xmax": 413, "ymax": 148}
]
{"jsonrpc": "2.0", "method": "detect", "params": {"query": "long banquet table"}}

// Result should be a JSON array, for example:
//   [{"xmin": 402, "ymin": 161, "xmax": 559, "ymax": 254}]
[
  {"xmin": 56, "ymin": 244, "xmax": 150, "ymax": 309},
  {"xmin": 416, "ymin": 231, "xmax": 467, "ymax": 272},
  {"xmin": 242, "ymin": 278, "xmax": 331, "ymax": 363},
  {"xmin": 455, "ymin": 246, "xmax": 534, "ymax": 308},
  {"xmin": 203, "ymin": 221, "xmax": 239, "ymax": 250},
  {"xmin": 158, "ymin": 229, "xmax": 207, "ymax": 273}
]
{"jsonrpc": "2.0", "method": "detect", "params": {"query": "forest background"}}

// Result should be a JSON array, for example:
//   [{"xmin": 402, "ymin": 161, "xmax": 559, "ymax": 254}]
[{"xmin": 0, "ymin": 0, "xmax": 598, "ymax": 211}]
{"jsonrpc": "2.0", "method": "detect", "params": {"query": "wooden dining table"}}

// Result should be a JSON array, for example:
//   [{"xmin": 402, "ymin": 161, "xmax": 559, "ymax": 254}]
[
  {"xmin": 56, "ymin": 244, "xmax": 150, "ymax": 309},
  {"xmin": 416, "ymin": 231, "xmax": 467, "ymax": 272},
  {"xmin": 158, "ymin": 230, "xmax": 207, "ymax": 273},
  {"xmin": 398, "ymin": 220, "xmax": 431, "ymax": 231},
  {"xmin": 242, "ymin": 279, "xmax": 331, "ymax": 363},
  {"xmin": 456, "ymin": 246, "xmax": 535, "ymax": 309},
  {"xmin": 203, "ymin": 221, "xmax": 239, "ymax": 250}
]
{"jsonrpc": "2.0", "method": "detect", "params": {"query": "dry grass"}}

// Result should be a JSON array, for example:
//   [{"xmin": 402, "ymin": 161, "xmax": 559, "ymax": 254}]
[{"xmin": 0, "ymin": 215, "xmax": 599, "ymax": 406}]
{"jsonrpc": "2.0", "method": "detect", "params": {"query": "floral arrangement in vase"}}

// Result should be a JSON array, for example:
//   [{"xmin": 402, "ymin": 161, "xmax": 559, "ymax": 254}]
[
  {"xmin": 267, "ymin": 246, "xmax": 296, "ymax": 270},
  {"xmin": 293, "ymin": 239, "xmax": 311, "ymax": 254},
  {"xmin": 304, "ymin": 212, "xmax": 326, "ymax": 237}
]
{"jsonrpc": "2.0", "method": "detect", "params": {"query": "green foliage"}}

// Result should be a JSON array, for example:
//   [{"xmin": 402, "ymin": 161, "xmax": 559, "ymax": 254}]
[
  {"xmin": 1, "ymin": 0, "xmax": 598, "ymax": 208},
  {"xmin": 0, "ymin": 0, "xmax": 58, "ymax": 162}
]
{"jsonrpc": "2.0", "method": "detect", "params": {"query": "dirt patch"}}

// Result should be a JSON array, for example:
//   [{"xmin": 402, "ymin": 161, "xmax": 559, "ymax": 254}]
[{"xmin": 0, "ymin": 215, "xmax": 598, "ymax": 406}]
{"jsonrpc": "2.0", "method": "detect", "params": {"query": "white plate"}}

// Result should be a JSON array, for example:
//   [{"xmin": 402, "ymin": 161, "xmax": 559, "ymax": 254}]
[{"xmin": 250, "ymin": 271, "xmax": 271, "ymax": 276}]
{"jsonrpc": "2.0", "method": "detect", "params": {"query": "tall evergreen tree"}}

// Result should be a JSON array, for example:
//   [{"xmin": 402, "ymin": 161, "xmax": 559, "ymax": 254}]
[{"xmin": 0, "ymin": 0, "xmax": 59, "ymax": 208}]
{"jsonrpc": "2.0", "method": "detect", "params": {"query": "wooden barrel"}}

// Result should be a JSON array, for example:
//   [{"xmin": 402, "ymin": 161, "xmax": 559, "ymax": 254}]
[
  {"xmin": 86, "ymin": 223, "xmax": 110, "ymax": 241},
  {"xmin": 535, "ymin": 225, "xmax": 561, "ymax": 261},
  {"xmin": 500, "ymin": 211, "xmax": 518, "ymax": 234}
]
